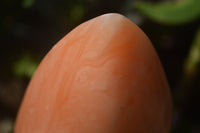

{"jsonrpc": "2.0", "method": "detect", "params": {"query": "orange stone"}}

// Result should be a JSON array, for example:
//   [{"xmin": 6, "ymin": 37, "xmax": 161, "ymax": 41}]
[{"xmin": 15, "ymin": 13, "xmax": 172, "ymax": 133}]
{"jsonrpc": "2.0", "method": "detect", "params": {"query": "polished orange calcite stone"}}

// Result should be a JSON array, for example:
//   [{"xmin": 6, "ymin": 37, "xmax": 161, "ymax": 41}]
[{"xmin": 15, "ymin": 13, "xmax": 172, "ymax": 133}]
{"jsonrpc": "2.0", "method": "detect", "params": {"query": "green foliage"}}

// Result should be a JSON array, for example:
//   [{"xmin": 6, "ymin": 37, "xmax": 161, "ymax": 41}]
[
  {"xmin": 69, "ymin": 4, "xmax": 87, "ymax": 24},
  {"xmin": 184, "ymin": 27, "xmax": 200, "ymax": 77},
  {"xmin": 13, "ymin": 54, "xmax": 39, "ymax": 78},
  {"xmin": 22, "ymin": 0, "xmax": 35, "ymax": 8},
  {"xmin": 135, "ymin": 0, "xmax": 200, "ymax": 25},
  {"xmin": 0, "ymin": 119, "xmax": 13, "ymax": 133}
]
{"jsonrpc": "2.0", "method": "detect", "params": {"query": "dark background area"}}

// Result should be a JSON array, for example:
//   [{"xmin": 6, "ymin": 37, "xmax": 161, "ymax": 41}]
[{"xmin": 0, "ymin": 0, "xmax": 200, "ymax": 132}]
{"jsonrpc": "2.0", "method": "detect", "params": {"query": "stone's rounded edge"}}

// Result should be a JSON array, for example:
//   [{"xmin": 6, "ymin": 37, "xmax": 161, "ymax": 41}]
[
  {"xmin": 96, "ymin": 13, "xmax": 150, "ymax": 42},
  {"xmin": 55, "ymin": 14, "xmax": 128, "ymax": 46},
  {"xmin": 95, "ymin": 13, "xmax": 129, "ymax": 25},
  {"xmin": 98, "ymin": 13, "xmax": 126, "ymax": 19},
  {"xmin": 82, "ymin": 13, "xmax": 129, "ymax": 28},
  {"xmin": 53, "ymin": 13, "xmax": 135, "ymax": 52}
]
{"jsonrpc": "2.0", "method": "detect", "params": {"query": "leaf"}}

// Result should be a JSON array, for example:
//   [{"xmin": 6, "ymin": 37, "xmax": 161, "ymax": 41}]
[
  {"xmin": 13, "ymin": 54, "xmax": 39, "ymax": 78},
  {"xmin": 22, "ymin": 0, "xmax": 35, "ymax": 8},
  {"xmin": 135, "ymin": 0, "xmax": 200, "ymax": 25},
  {"xmin": 0, "ymin": 119, "xmax": 14, "ymax": 133},
  {"xmin": 184, "ymin": 27, "xmax": 200, "ymax": 77},
  {"xmin": 69, "ymin": 4, "xmax": 87, "ymax": 24}
]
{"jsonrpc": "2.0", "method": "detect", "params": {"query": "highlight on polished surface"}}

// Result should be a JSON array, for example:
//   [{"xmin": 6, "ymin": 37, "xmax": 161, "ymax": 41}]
[{"xmin": 14, "ymin": 13, "xmax": 173, "ymax": 133}]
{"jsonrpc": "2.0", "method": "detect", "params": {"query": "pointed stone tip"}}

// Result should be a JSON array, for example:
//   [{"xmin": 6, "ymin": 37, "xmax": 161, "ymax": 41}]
[
  {"xmin": 88, "ymin": 13, "xmax": 133, "ymax": 32},
  {"xmin": 98, "ymin": 13, "xmax": 127, "ymax": 22},
  {"xmin": 99, "ymin": 13, "xmax": 125, "ymax": 18}
]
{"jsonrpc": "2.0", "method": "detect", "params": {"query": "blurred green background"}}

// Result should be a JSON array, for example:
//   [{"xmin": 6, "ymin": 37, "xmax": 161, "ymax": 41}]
[{"xmin": 0, "ymin": 0, "xmax": 200, "ymax": 132}]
